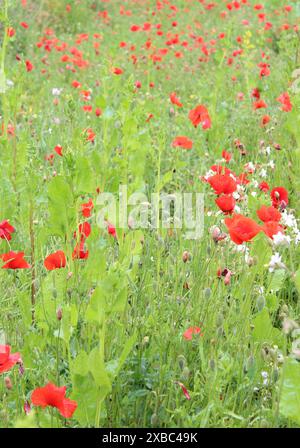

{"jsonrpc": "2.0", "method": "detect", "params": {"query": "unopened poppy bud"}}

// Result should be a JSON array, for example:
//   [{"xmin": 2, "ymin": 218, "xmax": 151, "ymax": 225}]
[
  {"xmin": 142, "ymin": 336, "xmax": 149, "ymax": 346},
  {"xmin": 256, "ymin": 295, "xmax": 265, "ymax": 312},
  {"xmin": 216, "ymin": 313, "xmax": 224, "ymax": 327},
  {"xmin": 24, "ymin": 401, "xmax": 31, "ymax": 415},
  {"xmin": 4, "ymin": 376, "xmax": 12, "ymax": 390},
  {"xmin": 246, "ymin": 355, "xmax": 255, "ymax": 372},
  {"xmin": 151, "ymin": 413, "xmax": 158, "ymax": 426},
  {"xmin": 67, "ymin": 271, "xmax": 73, "ymax": 280},
  {"xmin": 247, "ymin": 256, "xmax": 257, "ymax": 266},
  {"xmin": 203, "ymin": 288, "xmax": 211, "ymax": 299},
  {"xmin": 56, "ymin": 307, "xmax": 62, "ymax": 321},
  {"xmin": 177, "ymin": 355, "xmax": 186, "ymax": 371},
  {"xmin": 182, "ymin": 250, "xmax": 191, "ymax": 263},
  {"xmin": 274, "ymin": 143, "xmax": 281, "ymax": 151},
  {"xmin": 169, "ymin": 107, "xmax": 175, "ymax": 116},
  {"xmin": 224, "ymin": 272, "xmax": 231, "ymax": 285},
  {"xmin": 273, "ymin": 367, "xmax": 279, "ymax": 382},
  {"xmin": 182, "ymin": 366, "xmax": 190, "ymax": 381},
  {"xmin": 209, "ymin": 359, "xmax": 215, "ymax": 371}
]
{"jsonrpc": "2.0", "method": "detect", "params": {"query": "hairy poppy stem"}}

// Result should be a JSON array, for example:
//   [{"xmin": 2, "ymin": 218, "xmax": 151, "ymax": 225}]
[{"xmin": 29, "ymin": 201, "xmax": 36, "ymax": 324}]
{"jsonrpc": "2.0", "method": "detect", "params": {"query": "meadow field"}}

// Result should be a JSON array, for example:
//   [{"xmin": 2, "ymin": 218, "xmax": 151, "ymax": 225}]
[{"xmin": 0, "ymin": 0, "xmax": 300, "ymax": 429}]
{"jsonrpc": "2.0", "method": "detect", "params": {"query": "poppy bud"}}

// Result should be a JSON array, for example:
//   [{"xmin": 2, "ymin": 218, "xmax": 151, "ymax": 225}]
[
  {"xmin": 209, "ymin": 359, "xmax": 215, "ymax": 371},
  {"xmin": 177, "ymin": 355, "xmax": 186, "ymax": 371},
  {"xmin": 182, "ymin": 250, "xmax": 191, "ymax": 263},
  {"xmin": 183, "ymin": 281, "xmax": 190, "ymax": 290},
  {"xmin": 216, "ymin": 313, "xmax": 224, "ymax": 327},
  {"xmin": 151, "ymin": 413, "xmax": 158, "ymax": 426},
  {"xmin": 169, "ymin": 107, "xmax": 175, "ymax": 116},
  {"xmin": 274, "ymin": 143, "xmax": 281, "ymax": 151},
  {"xmin": 182, "ymin": 366, "xmax": 190, "ymax": 381},
  {"xmin": 256, "ymin": 295, "xmax": 265, "ymax": 312},
  {"xmin": 56, "ymin": 307, "xmax": 62, "ymax": 321},
  {"xmin": 142, "ymin": 336, "xmax": 149, "ymax": 346},
  {"xmin": 203, "ymin": 288, "xmax": 211, "ymax": 299},
  {"xmin": 67, "ymin": 272, "xmax": 73, "ymax": 280},
  {"xmin": 4, "ymin": 376, "xmax": 12, "ymax": 390}
]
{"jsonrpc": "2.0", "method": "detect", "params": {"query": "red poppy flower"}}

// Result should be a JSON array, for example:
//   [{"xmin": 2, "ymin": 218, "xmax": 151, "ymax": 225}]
[
  {"xmin": 222, "ymin": 150, "xmax": 232, "ymax": 162},
  {"xmin": 72, "ymin": 241, "xmax": 89, "ymax": 259},
  {"xmin": 172, "ymin": 136, "xmax": 193, "ymax": 150},
  {"xmin": 270, "ymin": 187, "xmax": 289, "ymax": 209},
  {"xmin": 25, "ymin": 60, "xmax": 33, "ymax": 72},
  {"xmin": 31, "ymin": 382, "xmax": 77, "ymax": 419},
  {"xmin": 224, "ymin": 214, "xmax": 262, "ymax": 245},
  {"xmin": 107, "ymin": 223, "xmax": 117, "ymax": 238},
  {"xmin": 54, "ymin": 145, "xmax": 63, "ymax": 156},
  {"xmin": 0, "ymin": 345, "xmax": 21, "ymax": 374},
  {"xmin": 113, "ymin": 67, "xmax": 123, "ymax": 75},
  {"xmin": 183, "ymin": 326, "xmax": 202, "ymax": 340},
  {"xmin": 253, "ymin": 99, "xmax": 267, "ymax": 110},
  {"xmin": 189, "ymin": 105, "xmax": 211, "ymax": 129},
  {"xmin": 74, "ymin": 222, "xmax": 91, "ymax": 241},
  {"xmin": 256, "ymin": 205, "xmax": 281, "ymax": 223},
  {"xmin": 81, "ymin": 198, "xmax": 94, "ymax": 217},
  {"xmin": 44, "ymin": 251, "xmax": 66, "ymax": 270},
  {"xmin": 0, "ymin": 220, "xmax": 15, "ymax": 241},
  {"xmin": 276, "ymin": 92, "xmax": 292, "ymax": 112},
  {"xmin": 261, "ymin": 221, "xmax": 284, "ymax": 239},
  {"xmin": 170, "ymin": 92, "xmax": 183, "ymax": 107},
  {"xmin": 259, "ymin": 181, "xmax": 270, "ymax": 192},
  {"xmin": 1, "ymin": 251, "xmax": 31, "ymax": 269},
  {"xmin": 208, "ymin": 174, "xmax": 237, "ymax": 195},
  {"xmin": 261, "ymin": 115, "xmax": 270, "ymax": 126},
  {"xmin": 215, "ymin": 195, "xmax": 236, "ymax": 214}
]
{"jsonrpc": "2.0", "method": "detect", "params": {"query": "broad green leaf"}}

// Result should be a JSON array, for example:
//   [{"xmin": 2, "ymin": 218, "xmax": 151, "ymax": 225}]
[{"xmin": 279, "ymin": 358, "xmax": 300, "ymax": 426}]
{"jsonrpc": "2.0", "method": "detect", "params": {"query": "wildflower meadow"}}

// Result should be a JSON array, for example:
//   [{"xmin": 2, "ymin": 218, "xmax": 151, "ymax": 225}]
[{"xmin": 1, "ymin": 0, "xmax": 300, "ymax": 431}]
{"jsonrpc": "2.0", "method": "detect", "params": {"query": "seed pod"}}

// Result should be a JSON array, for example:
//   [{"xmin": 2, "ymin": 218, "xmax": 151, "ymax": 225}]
[
  {"xmin": 56, "ymin": 307, "xmax": 63, "ymax": 321},
  {"xmin": 204, "ymin": 288, "xmax": 211, "ymax": 299},
  {"xmin": 4, "ymin": 377, "xmax": 12, "ymax": 390},
  {"xmin": 182, "ymin": 251, "xmax": 191, "ymax": 263}
]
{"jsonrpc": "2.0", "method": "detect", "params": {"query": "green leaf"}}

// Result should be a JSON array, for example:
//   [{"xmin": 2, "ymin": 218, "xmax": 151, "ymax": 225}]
[
  {"xmin": 47, "ymin": 176, "xmax": 75, "ymax": 237},
  {"xmin": 252, "ymin": 308, "xmax": 284, "ymax": 348},
  {"xmin": 88, "ymin": 347, "xmax": 112, "ymax": 395},
  {"xmin": 280, "ymin": 358, "xmax": 300, "ymax": 425},
  {"xmin": 268, "ymin": 269, "xmax": 286, "ymax": 292}
]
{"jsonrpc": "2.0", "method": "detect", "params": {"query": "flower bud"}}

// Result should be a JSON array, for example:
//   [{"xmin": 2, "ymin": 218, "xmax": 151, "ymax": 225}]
[{"xmin": 4, "ymin": 376, "xmax": 12, "ymax": 390}]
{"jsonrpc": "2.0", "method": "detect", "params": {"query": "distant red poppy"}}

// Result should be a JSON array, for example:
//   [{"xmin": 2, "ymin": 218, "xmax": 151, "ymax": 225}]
[
  {"xmin": 31, "ymin": 382, "xmax": 77, "ymax": 418},
  {"xmin": 81, "ymin": 199, "xmax": 94, "ymax": 217},
  {"xmin": 224, "ymin": 214, "xmax": 262, "ymax": 245},
  {"xmin": 44, "ymin": 251, "xmax": 66, "ymax": 270},
  {"xmin": 189, "ymin": 105, "xmax": 211, "ymax": 129},
  {"xmin": 276, "ymin": 92, "xmax": 292, "ymax": 112},
  {"xmin": 72, "ymin": 241, "xmax": 89, "ymax": 259},
  {"xmin": 25, "ymin": 60, "xmax": 33, "ymax": 72},
  {"xmin": 54, "ymin": 145, "xmax": 63, "ymax": 156},
  {"xmin": 183, "ymin": 326, "xmax": 202, "ymax": 340},
  {"xmin": 0, "ymin": 345, "xmax": 21, "ymax": 374},
  {"xmin": 172, "ymin": 136, "xmax": 193, "ymax": 150},
  {"xmin": 253, "ymin": 99, "xmax": 267, "ymax": 110},
  {"xmin": 215, "ymin": 195, "xmax": 236, "ymax": 214},
  {"xmin": 256, "ymin": 205, "xmax": 281, "ymax": 223},
  {"xmin": 0, "ymin": 220, "xmax": 15, "ymax": 241},
  {"xmin": 113, "ymin": 67, "xmax": 123, "ymax": 75},
  {"xmin": 208, "ymin": 174, "xmax": 237, "ymax": 195},
  {"xmin": 1, "ymin": 251, "xmax": 31, "ymax": 269},
  {"xmin": 270, "ymin": 187, "xmax": 288, "ymax": 209},
  {"xmin": 259, "ymin": 181, "xmax": 270, "ymax": 192},
  {"xmin": 170, "ymin": 92, "xmax": 183, "ymax": 107}
]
